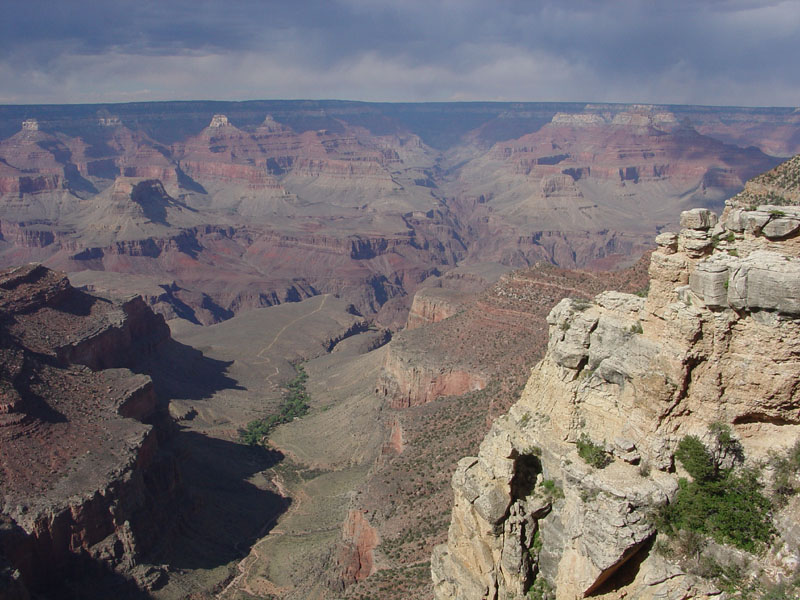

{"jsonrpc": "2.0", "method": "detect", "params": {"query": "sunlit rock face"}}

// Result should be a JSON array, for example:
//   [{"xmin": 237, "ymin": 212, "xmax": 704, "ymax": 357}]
[{"xmin": 432, "ymin": 155, "xmax": 800, "ymax": 600}]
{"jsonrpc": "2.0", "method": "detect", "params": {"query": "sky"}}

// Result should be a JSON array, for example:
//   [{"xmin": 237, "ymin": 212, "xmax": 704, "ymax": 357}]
[{"xmin": 1, "ymin": 0, "xmax": 799, "ymax": 107}]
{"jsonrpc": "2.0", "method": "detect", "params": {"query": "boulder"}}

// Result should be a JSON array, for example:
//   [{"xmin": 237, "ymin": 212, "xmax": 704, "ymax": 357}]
[
  {"xmin": 680, "ymin": 208, "xmax": 718, "ymax": 230},
  {"xmin": 689, "ymin": 260, "xmax": 731, "ymax": 308},
  {"xmin": 728, "ymin": 251, "xmax": 800, "ymax": 315},
  {"xmin": 654, "ymin": 231, "xmax": 678, "ymax": 254},
  {"xmin": 763, "ymin": 215, "xmax": 800, "ymax": 239}
]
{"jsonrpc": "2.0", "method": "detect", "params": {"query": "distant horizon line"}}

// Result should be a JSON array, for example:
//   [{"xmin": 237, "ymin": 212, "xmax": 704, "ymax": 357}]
[{"xmin": 0, "ymin": 98, "xmax": 798, "ymax": 111}]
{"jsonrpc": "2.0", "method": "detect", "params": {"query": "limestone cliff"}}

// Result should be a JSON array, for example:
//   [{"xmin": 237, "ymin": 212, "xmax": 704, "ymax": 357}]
[{"xmin": 432, "ymin": 158, "xmax": 800, "ymax": 599}]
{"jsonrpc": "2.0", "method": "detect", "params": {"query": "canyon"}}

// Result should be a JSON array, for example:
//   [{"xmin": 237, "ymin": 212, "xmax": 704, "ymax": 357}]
[
  {"xmin": 1, "ymin": 102, "xmax": 800, "ymax": 599},
  {"xmin": 0, "ymin": 101, "xmax": 796, "ymax": 328}
]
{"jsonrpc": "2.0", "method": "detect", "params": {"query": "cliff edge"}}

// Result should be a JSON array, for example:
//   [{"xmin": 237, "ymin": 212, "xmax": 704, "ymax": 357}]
[
  {"xmin": 0, "ymin": 264, "xmax": 177, "ymax": 598},
  {"xmin": 432, "ymin": 157, "xmax": 800, "ymax": 599}
]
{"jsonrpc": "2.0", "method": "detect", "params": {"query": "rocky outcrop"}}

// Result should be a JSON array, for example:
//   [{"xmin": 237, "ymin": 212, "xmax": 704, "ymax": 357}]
[
  {"xmin": 405, "ymin": 287, "xmax": 465, "ymax": 330},
  {"xmin": 0, "ymin": 264, "xmax": 181, "ymax": 597},
  {"xmin": 432, "ymin": 157, "xmax": 800, "ymax": 599},
  {"xmin": 377, "ymin": 340, "xmax": 487, "ymax": 408},
  {"xmin": 329, "ymin": 509, "xmax": 380, "ymax": 590}
]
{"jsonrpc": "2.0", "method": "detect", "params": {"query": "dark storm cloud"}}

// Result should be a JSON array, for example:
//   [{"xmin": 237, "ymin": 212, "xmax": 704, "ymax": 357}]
[{"xmin": 1, "ymin": 0, "xmax": 798, "ymax": 105}]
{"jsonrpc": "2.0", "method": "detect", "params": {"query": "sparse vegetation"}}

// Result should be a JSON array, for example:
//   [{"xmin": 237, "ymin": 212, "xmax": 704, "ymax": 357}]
[
  {"xmin": 240, "ymin": 365, "xmax": 310, "ymax": 446},
  {"xmin": 628, "ymin": 320, "xmax": 643, "ymax": 334},
  {"xmin": 540, "ymin": 478, "xmax": 564, "ymax": 501},
  {"xmin": 576, "ymin": 434, "xmax": 611, "ymax": 469},
  {"xmin": 656, "ymin": 429, "xmax": 774, "ymax": 553},
  {"xmin": 525, "ymin": 445, "xmax": 542, "ymax": 457},
  {"xmin": 768, "ymin": 440, "xmax": 800, "ymax": 506},
  {"xmin": 530, "ymin": 528, "xmax": 542, "ymax": 554},
  {"xmin": 527, "ymin": 576, "xmax": 555, "ymax": 600}
]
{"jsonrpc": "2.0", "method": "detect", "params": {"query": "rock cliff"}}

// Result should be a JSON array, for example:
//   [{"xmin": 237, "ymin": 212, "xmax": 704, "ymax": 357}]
[
  {"xmin": 0, "ymin": 264, "xmax": 179, "ymax": 598},
  {"xmin": 432, "ymin": 157, "xmax": 800, "ymax": 599}
]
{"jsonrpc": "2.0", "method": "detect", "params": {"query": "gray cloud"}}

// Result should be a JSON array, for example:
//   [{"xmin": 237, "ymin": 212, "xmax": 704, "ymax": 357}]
[{"xmin": 1, "ymin": 0, "xmax": 798, "ymax": 105}]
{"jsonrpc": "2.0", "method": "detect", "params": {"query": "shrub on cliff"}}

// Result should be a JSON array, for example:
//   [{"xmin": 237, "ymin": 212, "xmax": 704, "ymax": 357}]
[
  {"xmin": 576, "ymin": 434, "xmax": 611, "ymax": 469},
  {"xmin": 769, "ymin": 439, "xmax": 800, "ymax": 505},
  {"xmin": 659, "ymin": 430, "xmax": 774, "ymax": 553}
]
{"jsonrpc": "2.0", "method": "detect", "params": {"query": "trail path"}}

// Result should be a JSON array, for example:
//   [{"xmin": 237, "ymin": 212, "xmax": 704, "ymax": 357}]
[
  {"xmin": 218, "ymin": 294, "xmax": 342, "ymax": 598},
  {"xmin": 251, "ymin": 294, "xmax": 329, "ymax": 385},
  {"xmin": 255, "ymin": 294, "xmax": 329, "ymax": 360}
]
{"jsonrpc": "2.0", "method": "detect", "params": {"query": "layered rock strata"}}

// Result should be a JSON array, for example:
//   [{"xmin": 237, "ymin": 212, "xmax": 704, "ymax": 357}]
[
  {"xmin": 377, "ymin": 339, "xmax": 488, "ymax": 408},
  {"xmin": 432, "ymin": 161, "xmax": 800, "ymax": 599},
  {"xmin": 0, "ymin": 264, "xmax": 178, "ymax": 597}
]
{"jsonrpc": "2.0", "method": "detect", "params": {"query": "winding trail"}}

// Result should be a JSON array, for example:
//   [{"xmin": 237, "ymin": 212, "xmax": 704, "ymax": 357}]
[
  {"xmin": 218, "ymin": 294, "xmax": 340, "ymax": 598},
  {"xmin": 248, "ymin": 294, "xmax": 329, "ymax": 386},
  {"xmin": 255, "ymin": 294, "xmax": 329, "ymax": 360}
]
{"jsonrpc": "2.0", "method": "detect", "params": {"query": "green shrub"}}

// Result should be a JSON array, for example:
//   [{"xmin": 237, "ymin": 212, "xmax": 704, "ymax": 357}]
[
  {"xmin": 541, "ymin": 478, "xmax": 564, "ymax": 501},
  {"xmin": 709, "ymin": 422, "xmax": 744, "ymax": 464},
  {"xmin": 576, "ymin": 434, "xmax": 611, "ymax": 469},
  {"xmin": 527, "ymin": 577, "xmax": 554, "ymax": 600},
  {"xmin": 674, "ymin": 435, "xmax": 716, "ymax": 482},
  {"xmin": 239, "ymin": 365, "xmax": 311, "ymax": 446},
  {"xmin": 769, "ymin": 440, "xmax": 800, "ymax": 505},
  {"xmin": 530, "ymin": 529, "xmax": 542, "ymax": 554},
  {"xmin": 659, "ymin": 432, "xmax": 775, "ymax": 553}
]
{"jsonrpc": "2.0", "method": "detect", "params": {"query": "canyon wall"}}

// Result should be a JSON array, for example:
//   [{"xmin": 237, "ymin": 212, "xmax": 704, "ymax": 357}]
[
  {"xmin": 432, "ymin": 158, "xmax": 800, "ymax": 599},
  {"xmin": 1, "ymin": 104, "xmax": 795, "ymax": 330},
  {"xmin": 0, "ymin": 265, "xmax": 181, "ymax": 597}
]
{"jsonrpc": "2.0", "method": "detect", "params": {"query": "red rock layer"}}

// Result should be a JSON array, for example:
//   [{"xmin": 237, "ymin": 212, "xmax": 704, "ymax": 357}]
[
  {"xmin": 488, "ymin": 112, "xmax": 775, "ymax": 190},
  {"xmin": 376, "ymin": 342, "xmax": 488, "ymax": 409},
  {"xmin": 330, "ymin": 509, "xmax": 379, "ymax": 590}
]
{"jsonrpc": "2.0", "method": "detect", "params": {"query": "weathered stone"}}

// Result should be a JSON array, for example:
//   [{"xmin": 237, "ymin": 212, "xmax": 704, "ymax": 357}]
[
  {"xmin": 613, "ymin": 438, "xmax": 641, "ymax": 463},
  {"xmin": 435, "ymin": 200, "xmax": 800, "ymax": 599},
  {"xmin": 728, "ymin": 251, "xmax": 800, "ymax": 314},
  {"xmin": 742, "ymin": 210, "xmax": 772, "ymax": 234},
  {"xmin": 689, "ymin": 260, "xmax": 730, "ymax": 308},
  {"xmin": 678, "ymin": 228, "xmax": 712, "ymax": 257},
  {"xmin": 547, "ymin": 298, "xmax": 599, "ymax": 370},
  {"xmin": 473, "ymin": 484, "xmax": 511, "ymax": 526},
  {"xmin": 763, "ymin": 216, "xmax": 800, "ymax": 239},
  {"xmin": 724, "ymin": 207, "xmax": 746, "ymax": 232},
  {"xmin": 594, "ymin": 291, "xmax": 644, "ymax": 315},
  {"xmin": 431, "ymin": 545, "xmax": 490, "ymax": 600},
  {"xmin": 654, "ymin": 231, "xmax": 678, "ymax": 253},
  {"xmin": 680, "ymin": 208, "xmax": 717, "ymax": 230}
]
